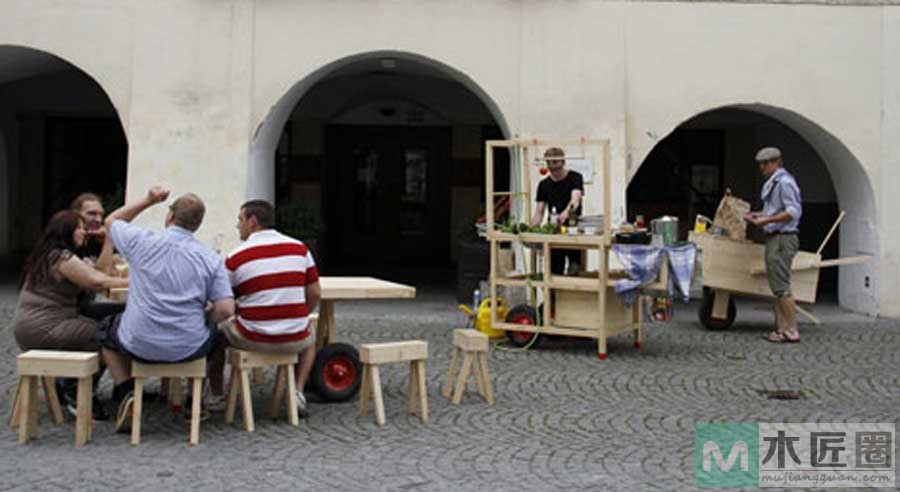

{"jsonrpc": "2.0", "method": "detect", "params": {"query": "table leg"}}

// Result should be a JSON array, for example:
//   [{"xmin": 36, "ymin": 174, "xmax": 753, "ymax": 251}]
[{"xmin": 317, "ymin": 300, "xmax": 336, "ymax": 348}]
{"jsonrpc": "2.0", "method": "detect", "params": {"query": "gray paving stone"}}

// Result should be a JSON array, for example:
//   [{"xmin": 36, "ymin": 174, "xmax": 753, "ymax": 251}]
[{"xmin": 0, "ymin": 281, "xmax": 898, "ymax": 490}]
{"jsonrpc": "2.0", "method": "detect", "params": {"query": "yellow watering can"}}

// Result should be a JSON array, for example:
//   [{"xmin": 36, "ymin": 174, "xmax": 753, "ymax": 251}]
[{"xmin": 457, "ymin": 297, "xmax": 508, "ymax": 339}]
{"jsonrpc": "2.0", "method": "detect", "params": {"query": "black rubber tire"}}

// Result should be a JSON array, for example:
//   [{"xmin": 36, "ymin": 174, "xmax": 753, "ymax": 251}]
[
  {"xmin": 310, "ymin": 342, "xmax": 362, "ymax": 402},
  {"xmin": 698, "ymin": 289, "xmax": 737, "ymax": 330},
  {"xmin": 504, "ymin": 304, "xmax": 542, "ymax": 348}
]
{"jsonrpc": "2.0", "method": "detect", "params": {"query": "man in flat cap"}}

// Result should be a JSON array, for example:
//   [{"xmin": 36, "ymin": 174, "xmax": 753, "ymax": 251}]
[{"xmin": 744, "ymin": 147, "xmax": 803, "ymax": 343}]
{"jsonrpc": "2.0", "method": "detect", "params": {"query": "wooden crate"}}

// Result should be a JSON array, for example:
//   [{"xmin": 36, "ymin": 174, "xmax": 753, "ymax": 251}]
[
  {"xmin": 690, "ymin": 232, "xmax": 819, "ymax": 303},
  {"xmin": 554, "ymin": 288, "xmax": 630, "ymax": 332}
]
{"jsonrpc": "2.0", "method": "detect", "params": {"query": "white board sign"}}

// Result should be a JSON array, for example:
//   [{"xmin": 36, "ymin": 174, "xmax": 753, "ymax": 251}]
[{"xmin": 567, "ymin": 158, "xmax": 594, "ymax": 183}]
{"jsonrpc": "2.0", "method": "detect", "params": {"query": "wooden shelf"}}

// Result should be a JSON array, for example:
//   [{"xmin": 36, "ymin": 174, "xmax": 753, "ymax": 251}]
[{"xmin": 486, "ymin": 230, "xmax": 609, "ymax": 247}]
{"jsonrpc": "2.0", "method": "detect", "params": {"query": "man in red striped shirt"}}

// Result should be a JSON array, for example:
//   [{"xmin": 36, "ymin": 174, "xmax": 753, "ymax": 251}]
[{"xmin": 208, "ymin": 200, "xmax": 321, "ymax": 417}]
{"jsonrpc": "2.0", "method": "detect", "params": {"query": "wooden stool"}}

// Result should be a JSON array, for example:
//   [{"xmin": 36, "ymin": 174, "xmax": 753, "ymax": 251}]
[
  {"xmin": 443, "ymin": 329, "xmax": 494, "ymax": 406},
  {"xmin": 250, "ymin": 314, "xmax": 317, "ymax": 385},
  {"xmin": 224, "ymin": 349, "xmax": 300, "ymax": 431},
  {"xmin": 131, "ymin": 358, "xmax": 206, "ymax": 446},
  {"xmin": 10, "ymin": 350, "xmax": 99, "ymax": 446},
  {"xmin": 358, "ymin": 341, "xmax": 428, "ymax": 426}
]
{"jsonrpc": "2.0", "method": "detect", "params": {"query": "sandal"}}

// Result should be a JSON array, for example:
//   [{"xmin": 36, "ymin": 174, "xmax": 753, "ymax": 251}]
[
  {"xmin": 766, "ymin": 331, "xmax": 786, "ymax": 343},
  {"xmin": 782, "ymin": 329, "xmax": 800, "ymax": 343}
]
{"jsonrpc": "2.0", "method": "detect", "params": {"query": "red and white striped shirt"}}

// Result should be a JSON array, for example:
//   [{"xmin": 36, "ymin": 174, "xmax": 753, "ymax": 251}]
[{"xmin": 225, "ymin": 229, "xmax": 319, "ymax": 343}]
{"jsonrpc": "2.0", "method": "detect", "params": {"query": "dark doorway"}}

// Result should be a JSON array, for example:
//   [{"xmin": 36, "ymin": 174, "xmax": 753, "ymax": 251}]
[
  {"xmin": 44, "ymin": 117, "xmax": 128, "ymax": 222},
  {"xmin": 325, "ymin": 125, "xmax": 451, "ymax": 267}
]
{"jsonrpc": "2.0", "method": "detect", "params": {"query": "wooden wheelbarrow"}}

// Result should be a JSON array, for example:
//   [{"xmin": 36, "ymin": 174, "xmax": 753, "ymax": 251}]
[{"xmin": 690, "ymin": 212, "xmax": 870, "ymax": 329}]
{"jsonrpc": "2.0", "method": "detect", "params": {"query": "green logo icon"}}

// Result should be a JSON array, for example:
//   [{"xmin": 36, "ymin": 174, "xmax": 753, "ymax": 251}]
[{"xmin": 695, "ymin": 423, "xmax": 759, "ymax": 487}]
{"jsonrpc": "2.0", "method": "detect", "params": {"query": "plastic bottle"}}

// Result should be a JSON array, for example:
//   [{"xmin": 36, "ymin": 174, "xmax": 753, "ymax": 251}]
[{"xmin": 472, "ymin": 289, "xmax": 481, "ymax": 315}]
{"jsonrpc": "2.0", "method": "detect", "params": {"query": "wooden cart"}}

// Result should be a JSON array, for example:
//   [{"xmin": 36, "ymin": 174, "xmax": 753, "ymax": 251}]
[
  {"xmin": 690, "ymin": 229, "xmax": 869, "ymax": 329},
  {"xmin": 484, "ymin": 138, "xmax": 665, "ymax": 359}
]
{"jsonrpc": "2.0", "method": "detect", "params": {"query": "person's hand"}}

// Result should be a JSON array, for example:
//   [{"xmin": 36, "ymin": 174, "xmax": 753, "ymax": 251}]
[
  {"xmin": 744, "ymin": 213, "xmax": 765, "ymax": 227},
  {"xmin": 86, "ymin": 225, "xmax": 108, "ymax": 240},
  {"xmin": 147, "ymin": 186, "xmax": 170, "ymax": 204},
  {"xmin": 557, "ymin": 210, "xmax": 569, "ymax": 225},
  {"xmin": 205, "ymin": 301, "xmax": 214, "ymax": 313}
]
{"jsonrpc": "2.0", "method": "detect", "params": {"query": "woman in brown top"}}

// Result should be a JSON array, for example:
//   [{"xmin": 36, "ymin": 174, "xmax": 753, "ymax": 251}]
[{"xmin": 12, "ymin": 210, "xmax": 128, "ymax": 351}]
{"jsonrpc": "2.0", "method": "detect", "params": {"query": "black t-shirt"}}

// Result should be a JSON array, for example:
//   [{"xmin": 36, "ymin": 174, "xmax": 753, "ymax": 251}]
[{"xmin": 536, "ymin": 170, "xmax": 584, "ymax": 217}]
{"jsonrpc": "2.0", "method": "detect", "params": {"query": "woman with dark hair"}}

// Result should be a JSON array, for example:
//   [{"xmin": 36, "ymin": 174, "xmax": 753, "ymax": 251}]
[{"xmin": 12, "ymin": 210, "xmax": 128, "ymax": 351}]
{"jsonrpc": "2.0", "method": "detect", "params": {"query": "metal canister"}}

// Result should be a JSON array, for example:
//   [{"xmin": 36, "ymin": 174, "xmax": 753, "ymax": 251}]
[{"xmin": 650, "ymin": 216, "xmax": 679, "ymax": 246}]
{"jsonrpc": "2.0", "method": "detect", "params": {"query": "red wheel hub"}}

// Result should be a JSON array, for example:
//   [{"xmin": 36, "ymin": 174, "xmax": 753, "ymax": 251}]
[
  {"xmin": 510, "ymin": 313, "xmax": 535, "ymax": 343},
  {"xmin": 323, "ymin": 355, "xmax": 357, "ymax": 391}
]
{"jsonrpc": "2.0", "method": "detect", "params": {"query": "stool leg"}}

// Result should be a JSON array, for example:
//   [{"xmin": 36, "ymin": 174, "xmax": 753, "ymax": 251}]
[
  {"xmin": 252, "ymin": 367, "xmax": 265, "ymax": 385},
  {"xmin": 42, "ymin": 376, "xmax": 65, "ymax": 425},
  {"xmin": 9, "ymin": 377, "xmax": 22, "ymax": 428},
  {"xmin": 285, "ymin": 364, "xmax": 298, "ymax": 426},
  {"xmin": 131, "ymin": 377, "xmax": 144, "ymax": 445},
  {"xmin": 239, "ymin": 369, "xmax": 254, "ymax": 432},
  {"xmin": 358, "ymin": 364, "xmax": 370, "ymax": 417},
  {"xmin": 473, "ymin": 355, "xmax": 486, "ymax": 398},
  {"xmin": 75, "ymin": 377, "xmax": 91, "ymax": 447},
  {"xmin": 442, "ymin": 348, "xmax": 459, "ymax": 399},
  {"xmin": 370, "ymin": 365, "xmax": 385, "ymax": 426},
  {"xmin": 190, "ymin": 378, "xmax": 202, "ymax": 445},
  {"xmin": 225, "ymin": 366, "xmax": 240, "ymax": 424},
  {"xmin": 27, "ymin": 376, "xmax": 38, "ymax": 439},
  {"xmin": 17, "ymin": 376, "xmax": 33, "ymax": 444},
  {"xmin": 169, "ymin": 378, "xmax": 183, "ymax": 414},
  {"xmin": 479, "ymin": 352, "xmax": 495, "ymax": 406},
  {"xmin": 406, "ymin": 361, "xmax": 418, "ymax": 415},
  {"xmin": 270, "ymin": 365, "xmax": 285, "ymax": 419},
  {"xmin": 452, "ymin": 352, "xmax": 473, "ymax": 405},
  {"xmin": 415, "ymin": 360, "xmax": 428, "ymax": 424}
]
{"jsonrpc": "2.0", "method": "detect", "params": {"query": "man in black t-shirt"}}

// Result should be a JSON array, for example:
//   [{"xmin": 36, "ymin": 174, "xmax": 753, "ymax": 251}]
[{"xmin": 531, "ymin": 147, "xmax": 584, "ymax": 274}]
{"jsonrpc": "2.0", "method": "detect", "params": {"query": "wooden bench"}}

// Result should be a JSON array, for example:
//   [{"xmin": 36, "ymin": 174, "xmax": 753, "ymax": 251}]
[
  {"xmin": 224, "ymin": 349, "xmax": 300, "ymax": 431},
  {"xmin": 10, "ymin": 350, "xmax": 99, "ymax": 446},
  {"xmin": 358, "ymin": 341, "xmax": 428, "ymax": 426},
  {"xmin": 131, "ymin": 358, "xmax": 206, "ymax": 446},
  {"xmin": 443, "ymin": 329, "xmax": 495, "ymax": 406}
]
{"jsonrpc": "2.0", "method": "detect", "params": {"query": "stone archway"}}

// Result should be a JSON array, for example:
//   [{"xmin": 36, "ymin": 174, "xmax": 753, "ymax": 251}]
[
  {"xmin": 0, "ymin": 44, "xmax": 128, "ymax": 268},
  {"xmin": 627, "ymin": 103, "xmax": 878, "ymax": 315}
]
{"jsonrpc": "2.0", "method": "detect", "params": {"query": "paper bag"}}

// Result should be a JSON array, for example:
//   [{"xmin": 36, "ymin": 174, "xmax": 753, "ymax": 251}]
[{"xmin": 713, "ymin": 194, "xmax": 750, "ymax": 240}]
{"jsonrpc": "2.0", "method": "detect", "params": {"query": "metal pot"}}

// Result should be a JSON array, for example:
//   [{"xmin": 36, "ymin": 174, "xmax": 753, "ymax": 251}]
[{"xmin": 650, "ymin": 216, "xmax": 679, "ymax": 246}]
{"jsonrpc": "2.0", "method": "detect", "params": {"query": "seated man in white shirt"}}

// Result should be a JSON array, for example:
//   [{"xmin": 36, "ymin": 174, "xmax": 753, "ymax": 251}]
[{"xmin": 207, "ymin": 200, "xmax": 321, "ymax": 417}]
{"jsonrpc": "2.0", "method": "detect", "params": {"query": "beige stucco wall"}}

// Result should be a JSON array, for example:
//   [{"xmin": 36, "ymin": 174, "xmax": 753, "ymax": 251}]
[{"xmin": 0, "ymin": 0, "xmax": 895, "ymax": 315}]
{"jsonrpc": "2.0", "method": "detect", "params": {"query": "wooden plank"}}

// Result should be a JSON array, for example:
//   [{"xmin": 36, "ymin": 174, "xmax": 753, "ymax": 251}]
[
  {"xmin": 817, "ymin": 210, "xmax": 845, "ymax": 255},
  {"xmin": 132, "ymin": 358, "xmax": 206, "ymax": 378},
  {"xmin": 796, "ymin": 305, "xmax": 821, "ymax": 325},
  {"xmin": 406, "ymin": 361, "xmax": 418, "ymax": 414},
  {"xmin": 224, "ymin": 367, "xmax": 239, "ymax": 424},
  {"xmin": 17, "ymin": 351, "xmax": 99, "ymax": 378},
  {"xmin": 269, "ymin": 366, "xmax": 285, "ymax": 419},
  {"xmin": 453, "ymin": 329, "xmax": 489, "ymax": 352},
  {"xmin": 319, "ymin": 277, "xmax": 416, "ymax": 300},
  {"xmin": 711, "ymin": 290, "xmax": 730, "ymax": 320},
  {"xmin": 229, "ymin": 349, "xmax": 299, "ymax": 369},
  {"xmin": 8, "ymin": 377, "xmax": 22, "ymax": 428},
  {"xmin": 415, "ymin": 360, "xmax": 428, "ymax": 424},
  {"xmin": 18, "ymin": 376, "xmax": 33, "ymax": 444},
  {"xmin": 358, "ymin": 364, "xmax": 370, "ymax": 417},
  {"xmin": 816, "ymin": 256, "xmax": 871, "ymax": 269},
  {"xmin": 189, "ymin": 378, "xmax": 202, "ymax": 445},
  {"xmin": 285, "ymin": 366, "xmax": 298, "ymax": 427},
  {"xmin": 478, "ymin": 352, "xmax": 495, "ymax": 406},
  {"xmin": 359, "ymin": 341, "xmax": 428, "ymax": 365},
  {"xmin": 131, "ymin": 378, "xmax": 143, "ymax": 445},
  {"xmin": 494, "ymin": 321, "xmax": 599, "ymax": 338},
  {"xmin": 42, "ymin": 376, "xmax": 64, "ymax": 425},
  {"xmin": 442, "ymin": 348, "xmax": 459, "ymax": 400},
  {"xmin": 370, "ymin": 365, "xmax": 386, "ymax": 426},
  {"xmin": 451, "ymin": 352, "xmax": 473, "ymax": 406},
  {"xmin": 240, "ymin": 369, "xmax": 254, "ymax": 432}
]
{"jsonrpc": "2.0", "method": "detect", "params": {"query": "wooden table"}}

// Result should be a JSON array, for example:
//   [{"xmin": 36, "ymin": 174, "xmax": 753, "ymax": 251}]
[{"xmin": 316, "ymin": 276, "xmax": 416, "ymax": 348}]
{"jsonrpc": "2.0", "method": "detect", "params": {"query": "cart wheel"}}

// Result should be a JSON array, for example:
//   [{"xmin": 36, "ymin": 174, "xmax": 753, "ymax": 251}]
[
  {"xmin": 698, "ymin": 289, "xmax": 736, "ymax": 330},
  {"xmin": 504, "ymin": 304, "xmax": 542, "ymax": 348},
  {"xmin": 310, "ymin": 343, "xmax": 362, "ymax": 402}
]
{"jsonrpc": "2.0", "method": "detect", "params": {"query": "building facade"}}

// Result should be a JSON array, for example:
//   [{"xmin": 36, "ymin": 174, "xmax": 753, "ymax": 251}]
[{"xmin": 0, "ymin": 0, "xmax": 897, "ymax": 316}]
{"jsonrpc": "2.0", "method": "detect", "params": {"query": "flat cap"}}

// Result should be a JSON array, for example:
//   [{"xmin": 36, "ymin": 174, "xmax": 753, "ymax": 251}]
[{"xmin": 755, "ymin": 147, "xmax": 782, "ymax": 162}]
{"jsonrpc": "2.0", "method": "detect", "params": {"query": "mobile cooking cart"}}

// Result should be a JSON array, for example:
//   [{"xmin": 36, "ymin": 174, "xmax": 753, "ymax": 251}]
[
  {"xmin": 484, "ymin": 138, "xmax": 667, "ymax": 359},
  {"xmin": 691, "ymin": 212, "xmax": 869, "ymax": 330},
  {"xmin": 310, "ymin": 276, "xmax": 416, "ymax": 401}
]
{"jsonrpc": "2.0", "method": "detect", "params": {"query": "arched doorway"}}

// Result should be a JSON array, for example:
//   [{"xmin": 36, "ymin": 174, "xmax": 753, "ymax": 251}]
[
  {"xmin": 627, "ymin": 104, "xmax": 877, "ymax": 314},
  {"xmin": 249, "ymin": 51, "xmax": 509, "ymax": 278},
  {"xmin": 0, "ymin": 45, "xmax": 128, "ymax": 273}
]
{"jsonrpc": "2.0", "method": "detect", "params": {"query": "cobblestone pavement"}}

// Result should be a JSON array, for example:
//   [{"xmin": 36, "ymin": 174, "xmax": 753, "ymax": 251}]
[{"xmin": 1, "ymin": 280, "xmax": 898, "ymax": 491}]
